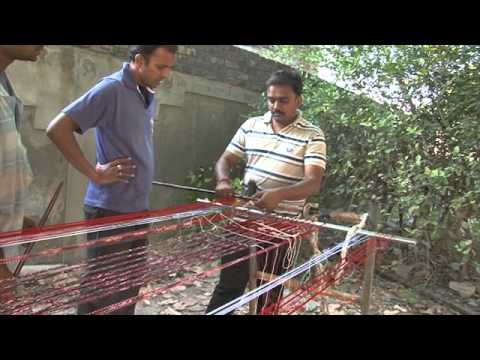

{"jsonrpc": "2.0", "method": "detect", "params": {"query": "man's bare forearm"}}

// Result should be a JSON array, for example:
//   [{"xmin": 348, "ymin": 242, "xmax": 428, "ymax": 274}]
[
  {"xmin": 215, "ymin": 152, "xmax": 240, "ymax": 183},
  {"xmin": 271, "ymin": 176, "xmax": 323, "ymax": 201},
  {"xmin": 215, "ymin": 158, "xmax": 231, "ymax": 182},
  {"xmin": 46, "ymin": 113, "xmax": 99, "ymax": 183}
]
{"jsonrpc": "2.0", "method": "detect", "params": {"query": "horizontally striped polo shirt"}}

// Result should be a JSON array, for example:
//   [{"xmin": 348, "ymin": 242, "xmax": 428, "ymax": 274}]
[{"xmin": 226, "ymin": 111, "xmax": 327, "ymax": 216}]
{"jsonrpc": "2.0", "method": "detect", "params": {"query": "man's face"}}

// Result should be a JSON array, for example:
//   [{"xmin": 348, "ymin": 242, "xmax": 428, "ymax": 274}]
[
  {"xmin": 1, "ymin": 45, "xmax": 45, "ymax": 61},
  {"xmin": 267, "ymin": 85, "xmax": 301, "ymax": 125},
  {"xmin": 137, "ymin": 48, "xmax": 176, "ymax": 89}
]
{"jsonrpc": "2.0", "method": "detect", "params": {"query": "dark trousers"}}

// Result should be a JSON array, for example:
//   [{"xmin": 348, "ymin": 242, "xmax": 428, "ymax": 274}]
[
  {"xmin": 77, "ymin": 205, "xmax": 148, "ymax": 315},
  {"xmin": 206, "ymin": 244, "xmax": 289, "ymax": 314}
]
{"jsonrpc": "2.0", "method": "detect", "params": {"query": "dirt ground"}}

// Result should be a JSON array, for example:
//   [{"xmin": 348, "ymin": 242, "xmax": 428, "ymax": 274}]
[{"xmin": 134, "ymin": 262, "xmax": 480, "ymax": 315}]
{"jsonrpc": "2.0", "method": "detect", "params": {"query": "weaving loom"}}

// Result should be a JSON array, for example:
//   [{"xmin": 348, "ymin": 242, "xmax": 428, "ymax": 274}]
[{"xmin": 0, "ymin": 200, "xmax": 415, "ymax": 315}]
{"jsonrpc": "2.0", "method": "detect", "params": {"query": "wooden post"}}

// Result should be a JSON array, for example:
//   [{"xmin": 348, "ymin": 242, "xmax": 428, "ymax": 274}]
[
  {"xmin": 248, "ymin": 246, "xmax": 258, "ymax": 315},
  {"xmin": 361, "ymin": 238, "xmax": 377, "ymax": 314}
]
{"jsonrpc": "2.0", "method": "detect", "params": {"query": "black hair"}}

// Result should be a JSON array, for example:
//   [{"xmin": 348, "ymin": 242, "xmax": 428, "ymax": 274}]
[
  {"xmin": 266, "ymin": 70, "xmax": 303, "ymax": 96},
  {"xmin": 129, "ymin": 45, "xmax": 178, "ymax": 62}
]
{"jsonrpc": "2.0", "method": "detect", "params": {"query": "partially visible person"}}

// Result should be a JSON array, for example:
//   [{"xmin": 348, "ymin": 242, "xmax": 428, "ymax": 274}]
[{"xmin": 0, "ymin": 45, "xmax": 45, "ymax": 282}]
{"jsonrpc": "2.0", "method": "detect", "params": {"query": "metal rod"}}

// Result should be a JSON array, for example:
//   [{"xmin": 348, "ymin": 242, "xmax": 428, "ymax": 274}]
[
  {"xmin": 155, "ymin": 182, "xmax": 367, "ymax": 225},
  {"xmin": 13, "ymin": 182, "xmax": 63, "ymax": 277},
  {"xmin": 197, "ymin": 200, "xmax": 417, "ymax": 245},
  {"xmin": 240, "ymin": 206, "xmax": 416, "ymax": 245},
  {"xmin": 1, "ymin": 205, "xmax": 229, "ymax": 249},
  {"xmin": 152, "ymin": 181, "xmax": 253, "ymax": 201}
]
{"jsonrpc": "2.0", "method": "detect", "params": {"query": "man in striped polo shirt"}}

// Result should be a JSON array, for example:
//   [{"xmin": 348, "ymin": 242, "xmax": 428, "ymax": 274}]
[{"xmin": 207, "ymin": 70, "xmax": 327, "ymax": 314}]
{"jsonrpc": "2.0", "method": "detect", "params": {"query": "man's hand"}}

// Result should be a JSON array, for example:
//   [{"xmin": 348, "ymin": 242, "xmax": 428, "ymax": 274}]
[
  {"xmin": 94, "ymin": 157, "xmax": 136, "ymax": 185},
  {"xmin": 252, "ymin": 190, "xmax": 283, "ymax": 212},
  {"xmin": 23, "ymin": 217, "xmax": 36, "ymax": 229},
  {"xmin": 215, "ymin": 179, "xmax": 234, "ymax": 199}
]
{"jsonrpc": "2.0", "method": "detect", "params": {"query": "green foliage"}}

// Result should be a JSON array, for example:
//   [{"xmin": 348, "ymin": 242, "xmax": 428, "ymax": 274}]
[
  {"xmin": 186, "ymin": 163, "xmax": 245, "ymax": 202},
  {"xmin": 256, "ymin": 45, "xmax": 480, "ymax": 273},
  {"xmin": 186, "ymin": 166, "xmax": 215, "ymax": 202}
]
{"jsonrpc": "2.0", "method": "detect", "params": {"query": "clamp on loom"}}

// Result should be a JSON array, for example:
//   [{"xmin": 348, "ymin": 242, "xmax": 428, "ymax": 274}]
[{"xmin": 341, "ymin": 213, "xmax": 369, "ymax": 259}]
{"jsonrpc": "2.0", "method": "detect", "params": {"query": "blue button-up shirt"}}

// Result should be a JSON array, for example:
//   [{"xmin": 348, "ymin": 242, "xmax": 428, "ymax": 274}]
[{"xmin": 63, "ymin": 62, "xmax": 156, "ymax": 213}]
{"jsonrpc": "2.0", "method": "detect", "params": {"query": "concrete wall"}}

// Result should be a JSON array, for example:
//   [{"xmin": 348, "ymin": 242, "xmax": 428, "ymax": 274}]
[
  {"xmin": 77, "ymin": 45, "xmax": 290, "ymax": 93},
  {"xmin": 5, "ymin": 45, "xmax": 289, "ymax": 264}
]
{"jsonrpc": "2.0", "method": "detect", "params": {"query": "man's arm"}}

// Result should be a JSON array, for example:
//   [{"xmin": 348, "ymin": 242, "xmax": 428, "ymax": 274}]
[
  {"xmin": 46, "ymin": 113, "xmax": 135, "ymax": 185},
  {"xmin": 214, "ymin": 151, "xmax": 241, "ymax": 198},
  {"xmin": 253, "ymin": 165, "xmax": 325, "ymax": 212}
]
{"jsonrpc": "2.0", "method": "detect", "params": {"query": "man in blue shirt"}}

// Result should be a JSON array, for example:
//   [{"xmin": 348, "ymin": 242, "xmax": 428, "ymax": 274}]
[{"xmin": 47, "ymin": 45, "xmax": 177, "ymax": 315}]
